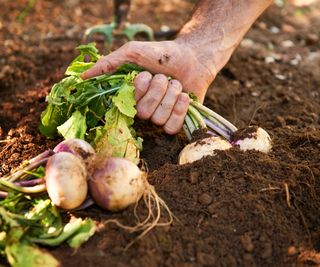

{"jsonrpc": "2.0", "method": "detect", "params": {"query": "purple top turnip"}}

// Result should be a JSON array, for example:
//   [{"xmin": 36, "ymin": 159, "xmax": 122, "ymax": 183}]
[
  {"xmin": 45, "ymin": 152, "xmax": 88, "ymax": 210},
  {"xmin": 53, "ymin": 138, "xmax": 95, "ymax": 167},
  {"xmin": 89, "ymin": 157, "xmax": 146, "ymax": 212}
]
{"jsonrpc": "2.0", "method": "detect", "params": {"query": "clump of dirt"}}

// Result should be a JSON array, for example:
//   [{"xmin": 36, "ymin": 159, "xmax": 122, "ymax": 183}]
[
  {"xmin": 190, "ymin": 128, "xmax": 215, "ymax": 143},
  {"xmin": 1, "ymin": 1, "xmax": 320, "ymax": 267},
  {"xmin": 231, "ymin": 126, "xmax": 259, "ymax": 142}
]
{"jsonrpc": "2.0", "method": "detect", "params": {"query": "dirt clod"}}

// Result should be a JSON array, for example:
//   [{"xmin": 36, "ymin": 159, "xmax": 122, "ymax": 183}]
[
  {"xmin": 198, "ymin": 193, "xmax": 212, "ymax": 205},
  {"xmin": 241, "ymin": 234, "xmax": 255, "ymax": 252},
  {"xmin": 188, "ymin": 171, "xmax": 199, "ymax": 184}
]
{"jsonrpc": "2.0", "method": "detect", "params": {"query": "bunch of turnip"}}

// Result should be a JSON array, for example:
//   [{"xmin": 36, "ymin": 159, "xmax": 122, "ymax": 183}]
[
  {"xmin": 0, "ymin": 138, "xmax": 174, "ymax": 246},
  {"xmin": 51, "ymin": 140, "xmax": 174, "ymax": 245},
  {"xmin": 179, "ymin": 100, "xmax": 272, "ymax": 165}
]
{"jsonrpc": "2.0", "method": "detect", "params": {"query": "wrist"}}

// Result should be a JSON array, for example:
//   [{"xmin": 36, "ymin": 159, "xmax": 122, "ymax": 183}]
[
  {"xmin": 170, "ymin": 38, "xmax": 216, "ymax": 102},
  {"xmin": 174, "ymin": 28, "xmax": 236, "ymax": 77}
]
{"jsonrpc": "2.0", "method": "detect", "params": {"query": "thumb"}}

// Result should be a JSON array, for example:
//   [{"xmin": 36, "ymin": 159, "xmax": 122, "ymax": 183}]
[{"xmin": 81, "ymin": 47, "xmax": 129, "ymax": 80}]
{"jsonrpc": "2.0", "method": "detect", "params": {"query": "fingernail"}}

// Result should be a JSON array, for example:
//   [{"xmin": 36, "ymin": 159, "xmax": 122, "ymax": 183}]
[
  {"xmin": 139, "ymin": 71, "xmax": 152, "ymax": 80},
  {"xmin": 170, "ymin": 79, "xmax": 181, "ymax": 87}
]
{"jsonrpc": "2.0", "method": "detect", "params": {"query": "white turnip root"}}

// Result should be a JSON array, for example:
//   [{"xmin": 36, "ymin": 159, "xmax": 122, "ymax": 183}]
[
  {"xmin": 53, "ymin": 138, "xmax": 95, "ymax": 166},
  {"xmin": 89, "ymin": 157, "xmax": 146, "ymax": 212},
  {"xmin": 89, "ymin": 157, "xmax": 174, "ymax": 247},
  {"xmin": 182, "ymin": 101, "xmax": 272, "ymax": 163},
  {"xmin": 178, "ymin": 136, "xmax": 232, "ymax": 165},
  {"xmin": 45, "ymin": 152, "xmax": 88, "ymax": 210},
  {"xmin": 232, "ymin": 126, "xmax": 272, "ymax": 153}
]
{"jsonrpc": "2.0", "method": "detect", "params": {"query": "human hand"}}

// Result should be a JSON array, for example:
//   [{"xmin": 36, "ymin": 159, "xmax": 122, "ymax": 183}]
[
  {"xmin": 133, "ymin": 72, "xmax": 189, "ymax": 134},
  {"xmin": 81, "ymin": 40, "xmax": 216, "ymax": 134}
]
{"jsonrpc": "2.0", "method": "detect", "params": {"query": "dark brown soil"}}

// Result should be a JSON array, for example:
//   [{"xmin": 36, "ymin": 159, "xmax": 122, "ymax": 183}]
[
  {"xmin": 1, "ymin": 1, "xmax": 320, "ymax": 266},
  {"xmin": 231, "ymin": 126, "xmax": 259, "ymax": 142}
]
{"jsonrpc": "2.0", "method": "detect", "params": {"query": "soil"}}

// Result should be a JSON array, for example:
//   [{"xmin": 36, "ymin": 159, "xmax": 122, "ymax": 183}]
[{"xmin": 1, "ymin": 1, "xmax": 320, "ymax": 266}]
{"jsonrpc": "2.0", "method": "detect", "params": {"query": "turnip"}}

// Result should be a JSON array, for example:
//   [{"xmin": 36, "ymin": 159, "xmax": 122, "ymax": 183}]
[
  {"xmin": 45, "ymin": 152, "xmax": 88, "ymax": 210},
  {"xmin": 89, "ymin": 157, "xmax": 173, "ymax": 245},
  {"xmin": 53, "ymin": 138, "xmax": 95, "ymax": 166},
  {"xmin": 89, "ymin": 157, "xmax": 145, "ymax": 211},
  {"xmin": 231, "ymin": 126, "xmax": 272, "ymax": 153},
  {"xmin": 179, "ymin": 100, "xmax": 272, "ymax": 164},
  {"xmin": 179, "ymin": 136, "xmax": 232, "ymax": 165}
]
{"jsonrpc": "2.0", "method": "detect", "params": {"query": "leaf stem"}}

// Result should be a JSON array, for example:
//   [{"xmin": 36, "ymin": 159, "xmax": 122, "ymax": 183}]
[
  {"xmin": 0, "ymin": 180, "xmax": 46, "ymax": 194},
  {"xmin": 191, "ymin": 101, "xmax": 238, "ymax": 133},
  {"xmin": 3, "ymin": 158, "xmax": 49, "ymax": 183}
]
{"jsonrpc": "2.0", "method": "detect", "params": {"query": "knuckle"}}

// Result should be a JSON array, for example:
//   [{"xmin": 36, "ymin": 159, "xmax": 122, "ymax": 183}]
[
  {"xmin": 136, "ymin": 71, "xmax": 152, "ymax": 83},
  {"xmin": 100, "ymin": 59, "xmax": 114, "ymax": 74},
  {"xmin": 169, "ymin": 80, "xmax": 183, "ymax": 95},
  {"xmin": 137, "ymin": 107, "xmax": 151, "ymax": 120},
  {"xmin": 122, "ymin": 41, "xmax": 133, "ymax": 51},
  {"xmin": 150, "ymin": 76, "xmax": 168, "ymax": 94},
  {"xmin": 159, "ymin": 101, "xmax": 172, "ymax": 111},
  {"xmin": 173, "ymin": 99, "xmax": 189, "ymax": 116},
  {"xmin": 147, "ymin": 94, "xmax": 161, "ymax": 105},
  {"xmin": 170, "ymin": 79, "xmax": 182, "ymax": 88},
  {"xmin": 124, "ymin": 41, "xmax": 142, "ymax": 61},
  {"xmin": 151, "ymin": 114, "xmax": 166, "ymax": 126},
  {"xmin": 134, "ymin": 84, "xmax": 148, "ymax": 98},
  {"xmin": 163, "ymin": 124, "xmax": 179, "ymax": 135},
  {"xmin": 126, "ymin": 40, "xmax": 139, "ymax": 49},
  {"xmin": 154, "ymin": 73, "xmax": 168, "ymax": 82},
  {"xmin": 134, "ymin": 74, "xmax": 146, "ymax": 87}
]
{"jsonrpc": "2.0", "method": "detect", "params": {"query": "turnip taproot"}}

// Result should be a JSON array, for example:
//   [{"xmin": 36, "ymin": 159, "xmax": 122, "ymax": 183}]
[{"xmin": 45, "ymin": 152, "xmax": 88, "ymax": 210}]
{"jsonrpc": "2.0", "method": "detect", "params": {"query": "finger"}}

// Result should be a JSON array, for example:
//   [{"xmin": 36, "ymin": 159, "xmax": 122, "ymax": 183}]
[
  {"xmin": 136, "ymin": 74, "xmax": 168, "ymax": 120},
  {"xmin": 134, "ymin": 71, "xmax": 152, "ymax": 101},
  {"xmin": 151, "ymin": 79, "xmax": 182, "ymax": 126},
  {"xmin": 81, "ymin": 41, "xmax": 151, "ymax": 80},
  {"xmin": 81, "ymin": 47, "xmax": 129, "ymax": 79},
  {"xmin": 163, "ymin": 93, "xmax": 190, "ymax": 135},
  {"xmin": 82, "ymin": 41, "xmax": 172, "ymax": 80}
]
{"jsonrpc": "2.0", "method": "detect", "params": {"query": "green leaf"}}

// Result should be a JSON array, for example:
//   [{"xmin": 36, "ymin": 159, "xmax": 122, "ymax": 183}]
[
  {"xmin": 67, "ymin": 219, "xmax": 96, "ymax": 249},
  {"xmin": 24, "ymin": 199, "xmax": 51, "ymax": 220},
  {"xmin": 71, "ymin": 83, "xmax": 107, "ymax": 108},
  {"xmin": 0, "ymin": 232, "xmax": 6, "ymax": 250},
  {"xmin": 57, "ymin": 110, "xmax": 87, "ymax": 139},
  {"xmin": 30, "ymin": 218, "xmax": 83, "ymax": 247},
  {"xmin": 47, "ymin": 76, "xmax": 78, "ymax": 106},
  {"xmin": 24, "ymin": 198, "xmax": 62, "ymax": 239},
  {"xmin": 73, "ymin": 43, "xmax": 100, "ymax": 63},
  {"xmin": 112, "ymin": 81, "xmax": 136, "ymax": 118},
  {"xmin": 65, "ymin": 62, "xmax": 95, "ymax": 76},
  {"xmin": 6, "ymin": 242, "xmax": 59, "ymax": 267},
  {"xmin": 39, "ymin": 104, "xmax": 69, "ymax": 138},
  {"xmin": 95, "ymin": 107, "xmax": 140, "ymax": 164},
  {"xmin": 188, "ymin": 92, "xmax": 198, "ymax": 102},
  {"xmin": 0, "ymin": 207, "xmax": 21, "ymax": 229},
  {"xmin": 0, "ymin": 194, "xmax": 26, "ymax": 213},
  {"xmin": 116, "ymin": 63, "xmax": 144, "ymax": 73}
]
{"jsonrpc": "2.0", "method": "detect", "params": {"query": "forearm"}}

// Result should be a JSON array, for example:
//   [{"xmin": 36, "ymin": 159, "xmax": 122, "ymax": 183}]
[{"xmin": 176, "ymin": 0, "xmax": 272, "ymax": 74}]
